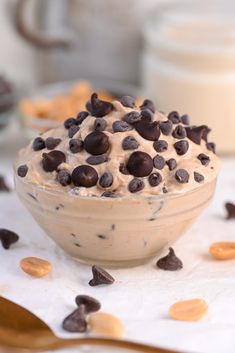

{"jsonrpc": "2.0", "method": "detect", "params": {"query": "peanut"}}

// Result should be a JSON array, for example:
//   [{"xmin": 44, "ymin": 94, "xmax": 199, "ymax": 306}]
[
  {"xmin": 209, "ymin": 242, "xmax": 235, "ymax": 260},
  {"xmin": 20, "ymin": 257, "xmax": 52, "ymax": 277},
  {"xmin": 88, "ymin": 312, "xmax": 124, "ymax": 338},
  {"xmin": 169, "ymin": 299, "xmax": 208, "ymax": 321}
]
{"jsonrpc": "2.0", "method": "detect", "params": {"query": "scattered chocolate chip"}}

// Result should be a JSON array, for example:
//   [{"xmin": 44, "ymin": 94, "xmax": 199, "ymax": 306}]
[
  {"xmin": 71, "ymin": 165, "xmax": 98, "ymax": 187},
  {"xmin": 174, "ymin": 140, "xmax": 189, "ymax": 155},
  {"xmin": 206, "ymin": 142, "xmax": 216, "ymax": 154},
  {"xmin": 0, "ymin": 229, "xmax": 19, "ymax": 249},
  {"xmin": 45, "ymin": 137, "xmax": 61, "ymax": 150},
  {"xmin": 194, "ymin": 172, "xmax": 204, "ymax": 183},
  {"xmin": 57, "ymin": 170, "xmax": 71, "ymax": 186},
  {"xmin": 140, "ymin": 109, "xmax": 153, "ymax": 121},
  {"xmin": 89, "ymin": 265, "xmax": 115, "ymax": 286},
  {"xmin": 197, "ymin": 153, "xmax": 210, "ymax": 166},
  {"xmin": 86, "ymin": 93, "xmax": 113, "ymax": 117},
  {"xmin": 119, "ymin": 163, "xmax": 130, "ymax": 175},
  {"xmin": 62, "ymin": 305, "xmax": 87, "ymax": 333},
  {"xmin": 172, "ymin": 125, "xmax": 186, "ymax": 139},
  {"xmin": 140, "ymin": 99, "xmax": 155, "ymax": 113},
  {"xmin": 17, "ymin": 165, "xmax": 28, "ymax": 178},
  {"xmin": 225, "ymin": 202, "xmax": 235, "ymax": 219},
  {"xmin": 181, "ymin": 114, "xmax": 190, "ymax": 125},
  {"xmin": 186, "ymin": 125, "xmax": 208, "ymax": 145},
  {"xmin": 175, "ymin": 169, "xmax": 189, "ymax": 183},
  {"xmin": 68, "ymin": 125, "xmax": 79, "ymax": 138},
  {"xmin": 112, "ymin": 120, "xmax": 132, "ymax": 133},
  {"xmin": 94, "ymin": 118, "xmax": 107, "ymax": 132},
  {"xmin": 74, "ymin": 242, "xmax": 81, "ymax": 247},
  {"xmin": 127, "ymin": 151, "xmax": 153, "ymax": 177},
  {"xmin": 168, "ymin": 111, "xmax": 181, "ymax": 124},
  {"xmin": 120, "ymin": 95, "xmax": 135, "ymax": 108},
  {"xmin": 162, "ymin": 186, "xmax": 168, "ymax": 193},
  {"xmin": 76, "ymin": 111, "xmax": 89, "ymax": 124},
  {"xmin": 122, "ymin": 136, "xmax": 139, "ymax": 150},
  {"xmin": 153, "ymin": 155, "xmax": 165, "ymax": 170},
  {"xmin": 32, "ymin": 137, "xmax": 45, "ymax": 151},
  {"xmin": 166, "ymin": 158, "xmax": 177, "ymax": 171},
  {"xmin": 156, "ymin": 247, "xmax": 183, "ymax": 271},
  {"xmin": 99, "ymin": 172, "xmax": 113, "ymax": 188},
  {"xmin": 97, "ymin": 234, "xmax": 107, "ymax": 239},
  {"xmin": 101, "ymin": 191, "xmax": 118, "ymax": 198},
  {"xmin": 0, "ymin": 175, "xmax": 10, "ymax": 192},
  {"xmin": 84, "ymin": 131, "xmax": 109, "ymax": 155},
  {"xmin": 128, "ymin": 178, "xmax": 145, "ymax": 193},
  {"xmin": 159, "ymin": 120, "xmax": 173, "ymax": 136},
  {"xmin": 42, "ymin": 151, "xmax": 66, "ymax": 172},
  {"xmin": 64, "ymin": 117, "xmax": 77, "ymax": 129},
  {"xmin": 148, "ymin": 172, "xmax": 162, "ymax": 187},
  {"xmin": 153, "ymin": 140, "xmax": 168, "ymax": 153},
  {"xmin": 124, "ymin": 111, "xmax": 141, "ymax": 124},
  {"xmin": 86, "ymin": 155, "xmax": 107, "ymax": 165},
  {"xmin": 69, "ymin": 139, "xmax": 83, "ymax": 153},
  {"xmin": 134, "ymin": 120, "xmax": 160, "ymax": 141},
  {"xmin": 75, "ymin": 295, "xmax": 101, "ymax": 313}
]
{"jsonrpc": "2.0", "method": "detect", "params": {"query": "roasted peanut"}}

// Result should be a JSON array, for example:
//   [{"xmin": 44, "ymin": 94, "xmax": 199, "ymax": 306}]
[
  {"xmin": 209, "ymin": 242, "xmax": 235, "ymax": 260},
  {"xmin": 169, "ymin": 299, "xmax": 208, "ymax": 321},
  {"xmin": 20, "ymin": 257, "xmax": 52, "ymax": 277},
  {"xmin": 88, "ymin": 312, "xmax": 124, "ymax": 338}
]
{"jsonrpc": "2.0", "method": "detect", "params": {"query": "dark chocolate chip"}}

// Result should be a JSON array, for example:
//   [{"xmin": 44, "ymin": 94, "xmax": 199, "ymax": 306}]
[
  {"xmin": 172, "ymin": 125, "xmax": 186, "ymax": 139},
  {"xmin": 119, "ymin": 163, "xmax": 130, "ymax": 175},
  {"xmin": 42, "ymin": 151, "xmax": 66, "ymax": 172},
  {"xmin": 101, "ymin": 191, "xmax": 118, "ymax": 198},
  {"xmin": 197, "ymin": 153, "xmax": 210, "ymax": 166},
  {"xmin": 86, "ymin": 93, "xmax": 113, "ymax": 117},
  {"xmin": 97, "ymin": 234, "xmax": 107, "ymax": 239},
  {"xmin": 0, "ymin": 229, "xmax": 19, "ymax": 249},
  {"xmin": 159, "ymin": 120, "xmax": 173, "ymax": 135},
  {"xmin": 140, "ymin": 109, "xmax": 153, "ymax": 121},
  {"xmin": 206, "ymin": 142, "xmax": 216, "ymax": 154},
  {"xmin": 127, "ymin": 151, "xmax": 153, "ymax": 177},
  {"xmin": 140, "ymin": 99, "xmax": 155, "ymax": 113},
  {"xmin": 166, "ymin": 158, "xmax": 177, "ymax": 171},
  {"xmin": 75, "ymin": 295, "xmax": 101, "ymax": 313},
  {"xmin": 86, "ymin": 155, "xmax": 107, "ymax": 165},
  {"xmin": 69, "ymin": 139, "xmax": 83, "ymax": 153},
  {"xmin": 175, "ymin": 169, "xmax": 189, "ymax": 183},
  {"xmin": 128, "ymin": 178, "xmax": 145, "ymax": 193},
  {"xmin": 153, "ymin": 155, "xmax": 165, "ymax": 170},
  {"xmin": 62, "ymin": 305, "xmax": 87, "ymax": 333},
  {"xmin": 162, "ymin": 186, "xmax": 168, "ymax": 193},
  {"xmin": 156, "ymin": 247, "xmax": 183, "ymax": 271},
  {"xmin": 57, "ymin": 170, "xmax": 71, "ymax": 186},
  {"xmin": 84, "ymin": 131, "xmax": 109, "ymax": 155},
  {"xmin": 174, "ymin": 140, "xmax": 189, "ymax": 155},
  {"xmin": 122, "ymin": 136, "xmax": 139, "ymax": 150},
  {"xmin": 0, "ymin": 176, "xmax": 10, "ymax": 192},
  {"xmin": 94, "ymin": 118, "xmax": 107, "ymax": 132},
  {"xmin": 194, "ymin": 172, "xmax": 204, "ymax": 183},
  {"xmin": 64, "ymin": 117, "xmax": 77, "ymax": 129},
  {"xmin": 112, "ymin": 120, "xmax": 132, "ymax": 132},
  {"xmin": 202, "ymin": 126, "xmax": 211, "ymax": 142},
  {"xmin": 99, "ymin": 172, "xmax": 113, "ymax": 188},
  {"xmin": 89, "ymin": 265, "xmax": 114, "ymax": 286},
  {"xmin": 168, "ymin": 111, "xmax": 181, "ymax": 124},
  {"xmin": 68, "ymin": 125, "xmax": 80, "ymax": 138},
  {"xmin": 45, "ymin": 137, "xmax": 61, "ymax": 150},
  {"xmin": 153, "ymin": 140, "xmax": 168, "ymax": 153},
  {"xmin": 17, "ymin": 164, "xmax": 28, "ymax": 178},
  {"xmin": 32, "ymin": 137, "xmax": 45, "ymax": 151},
  {"xmin": 186, "ymin": 125, "xmax": 209, "ymax": 145},
  {"xmin": 120, "ymin": 95, "xmax": 135, "ymax": 108},
  {"xmin": 134, "ymin": 120, "xmax": 160, "ymax": 141},
  {"xmin": 225, "ymin": 202, "xmax": 235, "ymax": 219},
  {"xmin": 124, "ymin": 111, "xmax": 141, "ymax": 124},
  {"xmin": 148, "ymin": 172, "xmax": 162, "ymax": 187},
  {"xmin": 71, "ymin": 165, "xmax": 98, "ymax": 187},
  {"xmin": 181, "ymin": 114, "xmax": 190, "ymax": 125},
  {"xmin": 76, "ymin": 111, "xmax": 89, "ymax": 124}
]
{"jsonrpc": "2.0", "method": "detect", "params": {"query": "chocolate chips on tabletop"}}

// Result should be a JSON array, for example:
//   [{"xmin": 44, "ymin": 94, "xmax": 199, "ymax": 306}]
[
  {"xmin": 86, "ymin": 92, "xmax": 113, "ymax": 117},
  {"xmin": 0, "ymin": 175, "xmax": 10, "ymax": 191},
  {"xmin": 84, "ymin": 131, "xmax": 110, "ymax": 155},
  {"xmin": 75, "ymin": 295, "xmax": 101, "ymax": 314},
  {"xmin": 127, "ymin": 151, "xmax": 153, "ymax": 177},
  {"xmin": 225, "ymin": 202, "xmax": 235, "ymax": 220},
  {"xmin": 42, "ymin": 151, "xmax": 66, "ymax": 172},
  {"xmin": 62, "ymin": 305, "xmax": 87, "ymax": 333},
  {"xmin": 0, "ymin": 228, "xmax": 19, "ymax": 249},
  {"xmin": 71, "ymin": 165, "xmax": 98, "ymax": 187},
  {"xmin": 89, "ymin": 265, "xmax": 115, "ymax": 286},
  {"xmin": 156, "ymin": 247, "xmax": 183, "ymax": 271},
  {"xmin": 17, "ymin": 165, "xmax": 28, "ymax": 178}
]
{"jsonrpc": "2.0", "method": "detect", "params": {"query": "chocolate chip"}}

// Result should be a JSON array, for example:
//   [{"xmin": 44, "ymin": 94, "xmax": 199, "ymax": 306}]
[
  {"xmin": 120, "ymin": 95, "xmax": 135, "ymax": 108},
  {"xmin": 206, "ymin": 142, "xmax": 216, "ymax": 154},
  {"xmin": 168, "ymin": 111, "xmax": 181, "ymax": 124},
  {"xmin": 17, "ymin": 164, "xmax": 28, "ymax": 178},
  {"xmin": 99, "ymin": 172, "xmax": 113, "ymax": 188},
  {"xmin": 101, "ymin": 191, "xmax": 118, "ymax": 198},
  {"xmin": 71, "ymin": 165, "xmax": 98, "ymax": 187},
  {"xmin": 186, "ymin": 125, "xmax": 209, "ymax": 145},
  {"xmin": 202, "ymin": 126, "xmax": 211, "ymax": 142},
  {"xmin": 42, "ymin": 151, "xmax": 66, "ymax": 172},
  {"xmin": 148, "ymin": 172, "xmax": 162, "ymax": 187},
  {"xmin": 0, "ymin": 229, "xmax": 19, "ymax": 249},
  {"xmin": 140, "ymin": 99, "xmax": 155, "ymax": 113},
  {"xmin": 0, "ymin": 176, "xmax": 10, "ymax": 192},
  {"xmin": 76, "ymin": 111, "xmax": 89, "ymax": 124},
  {"xmin": 69, "ymin": 139, "xmax": 83, "ymax": 153},
  {"xmin": 68, "ymin": 125, "xmax": 79, "ymax": 138},
  {"xmin": 86, "ymin": 155, "xmax": 107, "ymax": 165},
  {"xmin": 128, "ymin": 178, "xmax": 145, "ymax": 193},
  {"xmin": 86, "ymin": 93, "xmax": 113, "ymax": 117},
  {"xmin": 225, "ymin": 202, "xmax": 235, "ymax": 219},
  {"xmin": 75, "ymin": 295, "xmax": 101, "ymax": 314},
  {"xmin": 89, "ymin": 265, "xmax": 114, "ymax": 286},
  {"xmin": 194, "ymin": 172, "xmax": 204, "ymax": 183},
  {"xmin": 174, "ymin": 140, "xmax": 189, "ymax": 155},
  {"xmin": 62, "ymin": 305, "xmax": 87, "ymax": 333},
  {"xmin": 140, "ymin": 109, "xmax": 153, "ymax": 121},
  {"xmin": 127, "ymin": 151, "xmax": 153, "ymax": 177},
  {"xmin": 134, "ymin": 120, "xmax": 160, "ymax": 141},
  {"xmin": 45, "ymin": 137, "xmax": 61, "ymax": 150},
  {"xmin": 153, "ymin": 155, "xmax": 165, "ymax": 170},
  {"xmin": 197, "ymin": 153, "xmax": 210, "ymax": 166},
  {"xmin": 159, "ymin": 120, "xmax": 173, "ymax": 135},
  {"xmin": 112, "ymin": 120, "xmax": 132, "ymax": 132},
  {"xmin": 181, "ymin": 114, "xmax": 190, "ymax": 125},
  {"xmin": 153, "ymin": 140, "xmax": 168, "ymax": 152},
  {"xmin": 119, "ymin": 163, "xmax": 130, "ymax": 175},
  {"xmin": 64, "ymin": 117, "xmax": 77, "ymax": 129},
  {"xmin": 172, "ymin": 125, "xmax": 186, "ymax": 139},
  {"xmin": 162, "ymin": 186, "xmax": 168, "ymax": 193},
  {"xmin": 175, "ymin": 169, "xmax": 189, "ymax": 183},
  {"xmin": 156, "ymin": 247, "xmax": 183, "ymax": 271},
  {"xmin": 84, "ymin": 131, "xmax": 109, "ymax": 155},
  {"xmin": 94, "ymin": 118, "xmax": 107, "ymax": 132},
  {"xmin": 122, "ymin": 136, "xmax": 139, "ymax": 150},
  {"xmin": 32, "ymin": 137, "xmax": 45, "ymax": 151},
  {"xmin": 57, "ymin": 170, "xmax": 71, "ymax": 186},
  {"xmin": 166, "ymin": 158, "xmax": 177, "ymax": 171},
  {"xmin": 124, "ymin": 111, "xmax": 141, "ymax": 124}
]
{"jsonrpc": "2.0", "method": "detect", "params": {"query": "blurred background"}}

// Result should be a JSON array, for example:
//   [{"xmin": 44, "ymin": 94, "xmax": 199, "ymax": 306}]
[{"xmin": 1, "ymin": 0, "xmax": 235, "ymax": 156}]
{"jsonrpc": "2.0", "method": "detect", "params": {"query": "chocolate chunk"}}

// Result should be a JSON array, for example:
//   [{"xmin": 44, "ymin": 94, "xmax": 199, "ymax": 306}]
[
  {"xmin": 153, "ymin": 155, "xmax": 165, "ymax": 170},
  {"xmin": 17, "ymin": 164, "xmax": 28, "ymax": 178},
  {"xmin": 128, "ymin": 178, "xmax": 145, "ymax": 193},
  {"xmin": 45, "ymin": 137, "xmax": 61, "ymax": 150},
  {"xmin": 86, "ymin": 155, "xmax": 107, "ymax": 165},
  {"xmin": 159, "ymin": 120, "xmax": 173, "ymax": 135},
  {"xmin": 206, "ymin": 142, "xmax": 216, "ymax": 154},
  {"xmin": 127, "ymin": 151, "xmax": 153, "ymax": 177},
  {"xmin": 194, "ymin": 172, "xmax": 204, "ymax": 183},
  {"xmin": 101, "ymin": 191, "xmax": 118, "ymax": 198},
  {"xmin": 197, "ymin": 153, "xmax": 210, "ymax": 166},
  {"xmin": 75, "ymin": 295, "xmax": 101, "ymax": 313},
  {"xmin": 42, "ymin": 151, "xmax": 66, "ymax": 172},
  {"xmin": 172, "ymin": 125, "xmax": 186, "ymax": 139},
  {"xmin": 225, "ymin": 202, "xmax": 235, "ymax": 219},
  {"xmin": 64, "ymin": 117, "xmax": 77, "ymax": 129},
  {"xmin": 0, "ymin": 229, "xmax": 19, "ymax": 249},
  {"xmin": 57, "ymin": 170, "xmax": 71, "ymax": 186},
  {"xmin": 174, "ymin": 140, "xmax": 189, "ymax": 155},
  {"xmin": 166, "ymin": 158, "xmax": 177, "ymax": 171},
  {"xmin": 119, "ymin": 163, "xmax": 130, "ymax": 175},
  {"xmin": 140, "ymin": 99, "xmax": 155, "ymax": 113},
  {"xmin": 86, "ymin": 93, "xmax": 113, "ymax": 117},
  {"xmin": 140, "ymin": 109, "xmax": 153, "ymax": 121},
  {"xmin": 0, "ymin": 176, "xmax": 10, "ymax": 192},
  {"xmin": 124, "ymin": 111, "xmax": 141, "ymax": 124},
  {"xmin": 186, "ymin": 125, "xmax": 208, "ymax": 145},
  {"xmin": 76, "ymin": 111, "xmax": 89, "ymax": 124},
  {"xmin": 168, "ymin": 111, "xmax": 181, "ymax": 124},
  {"xmin": 120, "ymin": 95, "xmax": 135, "ymax": 108},
  {"xmin": 69, "ymin": 139, "xmax": 83, "ymax": 153},
  {"xmin": 62, "ymin": 305, "xmax": 87, "ymax": 333},
  {"xmin": 68, "ymin": 125, "xmax": 79, "ymax": 138},
  {"xmin": 153, "ymin": 140, "xmax": 168, "ymax": 153},
  {"xmin": 94, "ymin": 118, "xmax": 107, "ymax": 132},
  {"xmin": 112, "ymin": 120, "xmax": 132, "ymax": 133},
  {"xmin": 32, "ymin": 137, "xmax": 45, "ymax": 151},
  {"xmin": 84, "ymin": 132, "xmax": 109, "ymax": 155},
  {"xmin": 71, "ymin": 165, "xmax": 98, "ymax": 187},
  {"xmin": 134, "ymin": 119, "xmax": 160, "ymax": 141},
  {"xmin": 156, "ymin": 247, "xmax": 183, "ymax": 271},
  {"xmin": 175, "ymin": 169, "xmax": 189, "ymax": 183},
  {"xmin": 89, "ymin": 265, "xmax": 114, "ymax": 286},
  {"xmin": 181, "ymin": 114, "xmax": 190, "ymax": 125},
  {"xmin": 148, "ymin": 172, "xmax": 162, "ymax": 187},
  {"xmin": 99, "ymin": 172, "xmax": 113, "ymax": 188},
  {"xmin": 122, "ymin": 136, "xmax": 139, "ymax": 150},
  {"xmin": 202, "ymin": 126, "xmax": 211, "ymax": 142}
]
